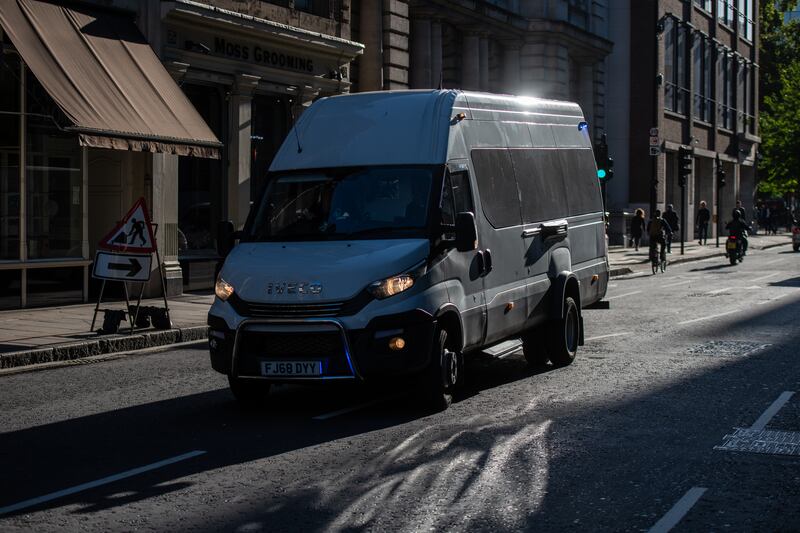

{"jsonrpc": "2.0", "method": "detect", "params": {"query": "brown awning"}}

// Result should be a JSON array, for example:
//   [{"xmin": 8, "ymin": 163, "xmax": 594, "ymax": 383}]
[{"xmin": 0, "ymin": 0, "xmax": 221, "ymax": 158}]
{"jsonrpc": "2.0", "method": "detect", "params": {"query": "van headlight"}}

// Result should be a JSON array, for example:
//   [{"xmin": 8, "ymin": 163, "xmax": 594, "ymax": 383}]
[
  {"xmin": 215, "ymin": 277, "xmax": 235, "ymax": 301},
  {"xmin": 368, "ymin": 274, "xmax": 415, "ymax": 299},
  {"xmin": 367, "ymin": 262, "xmax": 426, "ymax": 300}
]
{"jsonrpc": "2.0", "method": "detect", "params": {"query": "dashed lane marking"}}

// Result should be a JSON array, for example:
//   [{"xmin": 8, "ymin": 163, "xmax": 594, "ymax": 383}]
[
  {"xmin": 762, "ymin": 257, "xmax": 785, "ymax": 266},
  {"xmin": 0, "ymin": 450, "xmax": 207, "ymax": 516},
  {"xmin": 705, "ymin": 287, "xmax": 731, "ymax": 295},
  {"xmin": 751, "ymin": 391, "xmax": 795, "ymax": 431},
  {"xmin": 677, "ymin": 309, "xmax": 739, "ymax": 325},
  {"xmin": 605, "ymin": 290, "xmax": 642, "ymax": 301},
  {"xmin": 751, "ymin": 272, "xmax": 781, "ymax": 283},
  {"xmin": 648, "ymin": 487, "xmax": 707, "ymax": 533}
]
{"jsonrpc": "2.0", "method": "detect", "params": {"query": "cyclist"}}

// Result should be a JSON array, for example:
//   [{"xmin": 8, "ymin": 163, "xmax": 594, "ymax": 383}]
[{"xmin": 647, "ymin": 209, "xmax": 673, "ymax": 266}]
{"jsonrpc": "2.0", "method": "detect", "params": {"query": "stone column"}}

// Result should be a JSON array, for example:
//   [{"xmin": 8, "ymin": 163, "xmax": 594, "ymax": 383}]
[
  {"xmin": 502, "ymin": 41, "xmax": 521, "ymax": 94},
  {"xmin": 461, "ymin": 32, "xmax": 480, "ymax": 91},
  {"xmin": 292, "ymin": 85, "xmax": 321, "ymax": 120},
  {"xmin": 410, "ymin": 18, "xmax": 431, "ymax": 88},
  {"xmin": 479, "ymin": 35, "xmax": 490, "ymax": 91},
  {"xmin": 431, "ymin": 20, "xmax": 443, "ymax": 88},
  {"xmin": 359, "ymin": 1, "xmax": 383, "ymax": 91},
  {"xmin": 227, "ymin": 74, "xmax": 260, "ymax": 230}
]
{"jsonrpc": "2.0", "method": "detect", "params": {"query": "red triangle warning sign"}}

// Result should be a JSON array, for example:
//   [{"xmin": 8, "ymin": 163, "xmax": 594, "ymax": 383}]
[{"xmin": 98, "ymin": 197, "xmax": 157, "ymax": 253}]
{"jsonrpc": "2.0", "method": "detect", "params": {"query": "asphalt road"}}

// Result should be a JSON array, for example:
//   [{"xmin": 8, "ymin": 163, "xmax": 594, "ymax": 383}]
[{"xmin": 1, "ymin": 245, "xmax": 799, "ymax": 532}]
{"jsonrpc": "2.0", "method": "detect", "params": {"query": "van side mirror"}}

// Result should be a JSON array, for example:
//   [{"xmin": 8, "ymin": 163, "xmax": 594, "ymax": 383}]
[
  {"xmin": 217, "ymin": 220, "xmax": 236, "ymax": 257},
  {"xmin": 455, "ymin": 212, "xmax": 478, "ymax": 252}
]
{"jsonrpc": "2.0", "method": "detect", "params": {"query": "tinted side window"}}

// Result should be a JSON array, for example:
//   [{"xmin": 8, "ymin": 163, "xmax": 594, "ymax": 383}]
[
  {"xmin": 510, "ymin": 149, "xmax": 568, "ymax": 223},
  {"xmin": 559, "ymin": 149, "xmax": 602, "ymax": 216},
  {"xmin": 470, "ymin": 149, "xmax": 522, "ymax": 228},
  {"xmin": 451, "ymin": 171, "xmax": 474, "ymax": 214}
]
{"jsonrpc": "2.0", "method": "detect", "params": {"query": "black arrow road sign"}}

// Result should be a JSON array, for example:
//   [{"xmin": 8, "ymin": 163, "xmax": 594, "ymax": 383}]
[
  {"xmin": 108, "ymin": 257, "xmax": 143, "ymax": 277},
  {"xmin": 92, "ymin": 251, "xmax": 152, "ymax": 282}
]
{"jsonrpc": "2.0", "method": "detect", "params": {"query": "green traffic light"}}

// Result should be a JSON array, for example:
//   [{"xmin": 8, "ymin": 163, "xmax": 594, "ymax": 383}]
[{"xmin": 597, "ymin": 169, "xmax": 607, "ymax": 179}]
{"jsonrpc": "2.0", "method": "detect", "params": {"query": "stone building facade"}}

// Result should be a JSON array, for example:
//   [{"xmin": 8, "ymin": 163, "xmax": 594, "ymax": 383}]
[
  {"xmin": 351, "ymin": 0, "xmax": 613, "ymax": 141},
  {"xmin": 605, "ymin": 0, "xmax": 759, "ymax": 244}
]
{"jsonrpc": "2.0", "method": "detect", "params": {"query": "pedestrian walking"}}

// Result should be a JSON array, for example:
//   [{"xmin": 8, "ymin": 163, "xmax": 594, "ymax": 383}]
[
  {"xmin": 630, "ymin": 208, "xmax": 646, "ymax": 251},
  {"xmin": 697, "ymin": 201, "xmax": 710, "ymax": 245},
  {"xmin": 663, "ymin": 204, "xmax": 679, "ymax": 253}
]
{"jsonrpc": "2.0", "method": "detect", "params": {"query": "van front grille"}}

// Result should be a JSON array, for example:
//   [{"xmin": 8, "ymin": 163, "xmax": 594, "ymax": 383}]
[{"xmin": 228, "ymin": 291, "xmax": 372, "ymax": 318}]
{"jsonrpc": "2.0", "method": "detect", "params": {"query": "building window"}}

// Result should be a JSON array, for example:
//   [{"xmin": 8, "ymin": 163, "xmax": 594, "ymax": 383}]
[
  {"xmin": 664, "ymin": 18, "xmax": 690, "ymax": 115},
  {"xmin": 737, "ymin": 0, "xmax": 754, "ymax": 40},
  {"xmin": 718, "ymin": 51, "xmax": 735, "ymax": 129},
  {"xmin": 568, "ymin": 0, "xmax": 590, "ymax": 30},
  {"xmin": 748, "ymin": 65, "xmax": 757, "ymax": 134},
  {"xmin": 693, "ymin": 34, "xmax": 714, "ymax": 123},
  {"xmin": 0, "ymin": 52, "xmax": 21, "ymax": 261},
  {"xmin": 718, "ymin": 0, "xmax": 735, "ymax": 26},
  {"xmin": 292, "ymin": 0, "xmax": 338, "ymax": 20},
  {"xmin": 694, "ymin": 0, "xmax": 712, "ymax": 12}
]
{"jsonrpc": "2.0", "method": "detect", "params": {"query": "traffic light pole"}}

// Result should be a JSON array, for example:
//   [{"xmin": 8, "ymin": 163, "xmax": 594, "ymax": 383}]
[{"xmin": 680, "ymin": 180, "xmax": 686, "ymax": 255}]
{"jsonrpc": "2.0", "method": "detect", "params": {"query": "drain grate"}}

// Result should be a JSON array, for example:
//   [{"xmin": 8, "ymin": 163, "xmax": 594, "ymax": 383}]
[
  {"xmin": 715, "ymin": 427, "xmax": 800, "ymax": 456},
  {"xmin": 686, "ymin": 340, "xmax": 769, "ymax": 357}
]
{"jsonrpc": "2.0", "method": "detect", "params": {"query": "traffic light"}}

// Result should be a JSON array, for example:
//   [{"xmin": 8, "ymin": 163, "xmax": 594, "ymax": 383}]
[
  {"xmin": 678, "ymin": 146, "xmax": 693, "ymax": 188},
  {"xmin": 715, "ymin": 154, "xmax": 726, "ymax": 188},
  {"xmin": 595, "ymin": 133, "xmax": 614, "ymax": 181}
]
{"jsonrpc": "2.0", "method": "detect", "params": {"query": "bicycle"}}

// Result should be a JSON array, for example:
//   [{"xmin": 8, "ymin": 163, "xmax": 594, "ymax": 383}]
[{"xmin": 649, "ymin": 241, "xmax": 667, "ymax": 274}]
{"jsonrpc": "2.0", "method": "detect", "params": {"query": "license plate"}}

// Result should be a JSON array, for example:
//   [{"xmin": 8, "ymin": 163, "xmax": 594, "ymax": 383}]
[
  {"xmin": 261, "ymin": 361, "xmax": 322, "ymax": 377},
  {"xmin": 726, "ymin": 242, "xmax": 737, "ymax": 250}
]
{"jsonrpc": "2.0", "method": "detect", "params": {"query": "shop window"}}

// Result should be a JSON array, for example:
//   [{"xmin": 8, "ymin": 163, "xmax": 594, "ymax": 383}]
[
  {"xmin": 26, "ymin": 266, "xmax": 82, "ymax": 308},
  {"xmin": 0, "ymin": 53, "xmax": 21, "ymax": 260},
  {"xmin": 0, "ymin": 269, "xmax": 21, "ymax": 310},
  {"xmin": 250, "ymin": 94, "xmax": 291, "ymax": 202},
  {"xmin": 178, "ymin": 84, "xmax": 224, "ymax": 258},
  {"xmin": 25, "ymin": 72, "xmax": 82, "ymax": 259}
]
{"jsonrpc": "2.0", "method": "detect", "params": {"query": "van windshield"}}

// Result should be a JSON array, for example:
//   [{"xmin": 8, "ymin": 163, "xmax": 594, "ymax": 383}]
[{"xmin": 244, "ymin": 167, "xmax": 435, "ymax": 241}]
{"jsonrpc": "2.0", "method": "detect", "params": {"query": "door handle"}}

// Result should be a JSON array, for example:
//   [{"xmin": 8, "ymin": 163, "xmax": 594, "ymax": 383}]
[
  {"xmin": 483, "ymin": 248, "xmax": 493, "ymax": 274},
  {"xmin": 540, "ymin": 220, "xmax": 569, "ymax": 239},
  {"xmin": 522, "ymin": 228, "xmax": 541, "ymax": 238}
]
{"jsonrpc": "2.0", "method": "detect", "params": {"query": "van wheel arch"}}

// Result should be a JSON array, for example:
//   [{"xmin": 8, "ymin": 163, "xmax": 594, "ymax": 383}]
[
  {"xmin": 434, "ymin": 305, "xmax": 464, "ymax": 352},
  {"xmin": 551, "ymin": 273, "xmax": 583, "ymax": 345}
]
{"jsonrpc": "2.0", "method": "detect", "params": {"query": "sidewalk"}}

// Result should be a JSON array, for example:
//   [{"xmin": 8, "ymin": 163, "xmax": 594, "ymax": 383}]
[
  {"xmin": 0, "ymin": 293, "xmax": 213, "ymax": 369},
  {"xmin": 0, "ymin": 233, "xmax": 793, "ymax": 371},
  {"xmin": 607, "ymin": 232, "xmax": 792, "ymax": 276}
]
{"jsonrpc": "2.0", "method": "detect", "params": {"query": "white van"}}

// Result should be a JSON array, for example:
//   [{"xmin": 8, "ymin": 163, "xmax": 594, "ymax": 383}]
[{"xmin": 209, "ymin": 90, "xmax": 609, "ymax": 409}]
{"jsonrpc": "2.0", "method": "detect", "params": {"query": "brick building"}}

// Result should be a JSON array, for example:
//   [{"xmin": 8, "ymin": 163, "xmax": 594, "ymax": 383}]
[{"xmin": 605, "ymin": 0, "xmax": 759, "ymax": 244}]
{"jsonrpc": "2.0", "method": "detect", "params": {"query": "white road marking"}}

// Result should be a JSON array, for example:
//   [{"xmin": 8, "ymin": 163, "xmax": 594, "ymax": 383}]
[
  {"xmin": 662, "ymin": 280, "xmax": 691, "ymax": 288},
  {"xmin": 0, "ymin": 450, "xmax": 206, "ymax": 516},
  {"xmin": 585, "ymin": 332, "xmax": 631, "ymax": 341},
  {"xmin": 751, "ymin": 272, "xmax": 780, "ymax": 283},
  {"xmin": 648, "ymin": 487, "xmax": 707, "ymax": 533},
  {"xmin": 678, "ymin": 309, "xmax": 739, "ymax": 325},
  {"xmin": 750, "ymin": 391, "xmax": 795, "ymax": 431},
  {"xmin": 605, "ymin": 290, "xmax": 642, "ymax": 301},
  {"xmin": 608, "ymin": 283, "xmax": 618, "ymax": 288},
  {"xmin": 313, "ymin": 398, "xmax": 395, "ymax": 420},
  {"xmin": 706, "ymin": 287, "xmax": 731, "ymax": 295},
  {"xmin": 762, "ymin": 258, "xmax": 785, "ymax": 266}
]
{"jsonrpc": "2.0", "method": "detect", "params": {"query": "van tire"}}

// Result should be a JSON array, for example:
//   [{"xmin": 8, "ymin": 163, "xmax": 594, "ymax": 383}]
[
  {"xmin": 228, "ymin": 375, "xmax": 271, "ymax": 407},
  {"xmin": 421, "ymin": 328, "xmax": 461, "ymax": 411},
  {"xmin": 522, "ymin": 327, "xmax": 550, "ymax": 367},
  {"xmin": 547, "ymin": 297, "xmax": 579, "ymax": 367}
]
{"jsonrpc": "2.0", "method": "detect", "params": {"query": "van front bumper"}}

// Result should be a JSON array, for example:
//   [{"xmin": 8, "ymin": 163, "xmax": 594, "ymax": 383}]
[{"xmin": 207, "ymin": 309, "xmax": 435, "ymax": 381}]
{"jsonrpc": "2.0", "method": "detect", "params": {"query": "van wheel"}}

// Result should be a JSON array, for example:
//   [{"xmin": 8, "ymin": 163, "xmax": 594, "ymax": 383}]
[
  {"xmin": 421, "ymin": 328, "xmax": 461, "ymax": 411},
  {"xmin": 547, "ymin": 297, "xmax": 580, "ymax": 367},
  {"xmin": 522, "ymin": 326, "xmax": 549, "ymax": 367},
  {"xmin": 228, "ymin": 375, "xmax": 271, "ymax": 407}
]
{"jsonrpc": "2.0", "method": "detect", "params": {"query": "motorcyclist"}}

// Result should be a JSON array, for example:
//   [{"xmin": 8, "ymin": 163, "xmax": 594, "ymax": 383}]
[{"xmin": 725, "ymin": 209, "xmax": 752, "ymax": 255}]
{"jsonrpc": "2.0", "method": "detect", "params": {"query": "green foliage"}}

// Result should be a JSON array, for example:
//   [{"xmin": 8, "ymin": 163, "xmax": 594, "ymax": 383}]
[{"xmin": 758, "ymin": 1, "xmax": 800, "ymax": 195}]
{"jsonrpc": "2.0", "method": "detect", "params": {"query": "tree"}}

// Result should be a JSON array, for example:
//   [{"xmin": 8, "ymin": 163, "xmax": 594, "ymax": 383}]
[{"xmin": 758, "ymin": 1, "xmax": 800, "ymax": 197}]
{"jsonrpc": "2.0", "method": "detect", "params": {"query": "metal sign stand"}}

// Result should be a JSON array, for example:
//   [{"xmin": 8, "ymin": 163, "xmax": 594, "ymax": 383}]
[{"xmin": 90, "ymin": 224, "xmax": 171, "ymax": 334}]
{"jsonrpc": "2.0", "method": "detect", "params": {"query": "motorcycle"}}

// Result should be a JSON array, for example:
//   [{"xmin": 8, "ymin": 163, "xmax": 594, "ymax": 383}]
[{"xmin": 725, "ymin": 233, "xmax": 744, "ymax": 265}]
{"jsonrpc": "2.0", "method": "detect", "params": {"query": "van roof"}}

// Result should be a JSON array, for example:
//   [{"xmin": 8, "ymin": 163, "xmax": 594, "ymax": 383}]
[{"xmin": 269, "ymin": 90, "xmax": 586, "ymax": 172}]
